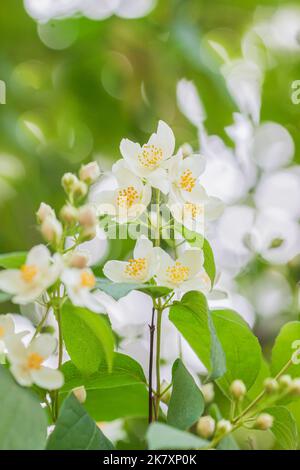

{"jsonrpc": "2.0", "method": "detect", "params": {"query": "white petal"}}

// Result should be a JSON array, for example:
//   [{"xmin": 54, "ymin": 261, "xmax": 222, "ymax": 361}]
[
  {"xmin": 182, "ymin": 154, "xmax": 206, "ymax": 178},
  {"xmin": 252, "ymin": 122, "xmax": 294, "ymax": 171},
  {"xmin": 147, "ymin": 168, "xmax": 170, "ymax": 194},
  {"xmin": 116, "ymin": 0, "xmax": 156, "ymax": 19},
  {"xmin": 5, "ymin": 335, "xmax": 27, "ymax": 364},
  {"xmin": 28, "ymin": 334, "xmax": 56, "ymax": 359},
  {"xmin": 10, "ymin": 364, "xmax": 33, "ymax": 387},
  {"xmin": 133, "ymin": 236, "xmax": 154, "ymax": 259},
  {"xmin": 31, "ymin": 366, "xmax": 64, "ymax": 390},
  {"xmin": 0, "ymin": 314, "xmax": 15, "ymax": 336},
  {"xmin": 0, "ymin": 270, "xmax": 23, "ymax": 294},
  {"xmin": 177, "ymin": 79, "xmax": 206, "ymax": 127},
  {"xmin": 120, "ymin": 139, "xmax": 141, "ymax": 171},
  {"xmin": 103, "ymin": 260, "xmax": 133, "ymax": 283},
  {"xmin": 26, "ymin": 244, "xmax": 51, "ymax": 270},
  {"xmin": 177, "ymin": 250, "xmax": 204, "ymax": 277},
  {"xmin": 155, "ymin": 120, "xmax": 175, "ymax": 159}
]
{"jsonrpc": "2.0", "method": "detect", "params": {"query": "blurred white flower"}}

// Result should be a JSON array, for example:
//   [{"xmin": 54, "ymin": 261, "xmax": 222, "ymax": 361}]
[
  {"xmin": 221, "ymin": 59, "xmax": 263, "ymax": 124},
  {"xmin": 24, "ymin": 0, "xmax": 156, "ymax": 23},
  {"xmin": 120, "ymin": 120, "xmax": 175, "ymax": 194},
  {"xmin": 0, "ymin": 245, "xmax": 62, "ymax": 305},
  {"xmin": 254, "ymin": 167, "xmax": 300, "ymax": 220},
  {"xmin": 251, "ymin": 122, "xmax": 294, "ymax": 171},
  {"xmin": 176, "ymin": 79, "xmax": 206, "ymax": 128},
  {"xmin": 251, "ymin": 270, "xmax": 293, "ymax": 318},
  {"xmin": 104, "ymin": 236, "xmax": 158, "ymax": 284},
  {"xmin": 0, "ymin": 315, "xmax": 15, "ymax": 353},
  {"xmin": 254, "ymin": 6, "xmax": 300, "ymax": 53},
  {"xmin": 5, "ymin": 333, "xmax": 63, "ymax": 390}
]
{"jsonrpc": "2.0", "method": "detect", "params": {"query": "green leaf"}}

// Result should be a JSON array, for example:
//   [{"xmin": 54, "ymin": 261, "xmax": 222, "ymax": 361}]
[
  {"xmin": 271, "ymin": 321, "xmax": 300, "ymax": 378},
  {"xmin": 60, "ymin": 353, "xmax": 148, "ymax": 421},
  {"xmin": 96, "ymin": 278, "xmax": 171, "ymax": 300},
  {"xmin": 47, "ymin": 393, "xmax": 114, "ymax": 450},
  {"xmin": 209, "ymin": 404, "xmax": 239, "ymax": 450},
  {"xmin": 203, "ymin": 239, "xmax": 216, "ymax": 285},
  {"xmin": 61, "ymin": 302, "xmax": 114, "ymax": 375},
  {"xmin": 147, "ymin": 422, "xmax": 208, "ymax": 450},
  {"xmin": 211, "ymin": 309, "xmax": 262, "ymax": 393},
  {"xmin": 0, "ymin": 252, "xmax": 27, "ymax": 269},
  {"xmin": 167, "ymin": 359, "xmax": 204, "ymax": 430},
  {"xmin": 169, "ymin": 291, "xmax": 226, "ymax": 381},
  {"xmin": 0, "ymin": 366, "xmax": 47, "ymax": 449},
  {"xmin": 265, "ymin": 406, "xmax": 298, "ymax": 450}
]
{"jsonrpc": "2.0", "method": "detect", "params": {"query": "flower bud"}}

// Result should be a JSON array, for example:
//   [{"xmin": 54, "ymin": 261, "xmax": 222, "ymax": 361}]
[
  {"xmin": 41, "ymin": 216, "xmax": 62, "ymax": 246},
  {"xmin": 230, "ymin": 380, "xmax": 246, "ymax": 400},
  {"xmin": 290, "ymin": 378, "xmax": 300, "ymax": 396},
  {"xmin": 81, "ymin": 225, "xmax": 97, "ymax": 241},
  {"xmin": 201, "ymin": 383, "xmax": 215, "ymax": 404},
  {"xmin": 72, "ymin": 386, "xmax": 87, "ymax": 404},
  {"xmin": 279, "ymin": 374, "xmax": 292, "ymax": 389},
  {"xmin": 69, "ymin": 251, "xmax": 90, "ymax": 269},
  {"xmin": 216, "ymin": 419, "xmax": 232, "ymax": 435},
  {"xmin": 73, "ymin": 180, "xmax": 88, "ymax": 200},
  {"xmin": 60, "ymin": 205, "xmax": 78, "ymax": 225},
  {"xmin": 264, "ymin": 378, "xmax": 279, "ymax": 394},
  {"xmin": 61, "ymin": 172, "xmax": 78, "ymax": 193},
  {"xmin": 79, "ymin": 161, "xmax": 100, "ymax": 184},
  {"xmin": 196, "ymin": 416, "xmax": 215, "ymax": 439},
  {"xmin": 78, "ymin": 205, "xmax": 97, "ymax": 228},
  {"xmin": 255, "ymin": 413, "xmax": 273, "ymax": 431},
  {"xmin": 36, "ymin": 202, "xmax": 55, "ymax": 223}
]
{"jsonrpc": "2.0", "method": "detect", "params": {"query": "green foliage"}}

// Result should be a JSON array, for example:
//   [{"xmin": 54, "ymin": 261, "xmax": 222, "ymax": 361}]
[
  {"xmin": 147, "ymin": 422, "xmax": 208, "ymax": 450},
  {"xmin": 47, "ymin": 393, "xmax": 114, "ymax": 450},
  {"xmin": 96, "ymin": 278, "xmax": 171, "ymax": 300},
  {"xmin": 0, "ymin": 366, "xmax": 47, "ymax": 450},
  {"xmin": 271, "ymin": 321, "xmax": 300, "ymax": 378},
  {"xmin": 61, "ymin": 302, "xmax": 114, "ymax": 375},
  {"xmin": 265, "ymin": 406, "xmax": 298, "ymax": 450},
  {"xmin": 210, "ymin": 404, "xmax": 239, "ymax": 450},
  {"xmin": 169, "ymin": 291, "xmax": 226, "ymax": 381},
  {"xmin": 0, "ymin": 252, "xmax": 27, "ymax": 269},
  {"xmin": 167, "ymin": 359, "xmax": 204, "ymax": 430},
  {"xmin": 60, "ymin": 353, "xmax": 148, "ymax": 421}
]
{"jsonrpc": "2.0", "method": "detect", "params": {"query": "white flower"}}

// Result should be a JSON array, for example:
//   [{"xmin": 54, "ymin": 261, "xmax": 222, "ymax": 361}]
[
  {"xmin": 103, "ymin": 236, "xmax": 158, "ymax": 283},
  {"xmin": 41, "ymin": 216, "xmax": 63, "ymax": 245},
  {"xmin": 61, "ymin": 266, "xmax": 116, "ymax": 314},
  {"xmin": 176, "ymin": 79, "xmax": 206, "ymax": 128},
  {"xmin": 0, "ymin": 314, "xmax": 15, "ymax": 353},
  {"xmin": 154, "ymin": 248, "xmax": 211, "ymax": 294},
  {"xmin": 5, "ymin": 333, "xmax": 64, "ymax": 390},
  {"xmin": 167, "ymin": 151, "xmax": 206, "ymax": 201},
  {"xmin": 120, "ymin": 120, "xmax": 175, "ymax": 194},
  {"xmin": 168, "ymin": 188, "xmax": 224, "ymax": 235},
  {"xmin": 36, "ymin": 202, "xmax": 55, "ymax": 223},
  {"xmin": 0, "ymin": 245, "xmax": 62, "ymax": 305},
  {"xmin": 95, "ymin": 160, "xmax": 151, "ymax": 223}
]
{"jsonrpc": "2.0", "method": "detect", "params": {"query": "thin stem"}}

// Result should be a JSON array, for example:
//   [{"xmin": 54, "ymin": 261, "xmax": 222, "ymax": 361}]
[
  {"xmin": 31, "ymin": 305, "xmax": 51, "ymax": 341},
  {"xmin": 155, "ymin": 189, "xmax": 161, "ymax": 248},
  {"xmin": 148, "ymin": 307, "xmax": 156, "ymax": 423},
  {"xmin": 54, "ymin": 305, "xmax": 63, "ymax": 421},
  {"xmin": 155, "ymin": 302, "xmax": 163, "ymax": 419}
]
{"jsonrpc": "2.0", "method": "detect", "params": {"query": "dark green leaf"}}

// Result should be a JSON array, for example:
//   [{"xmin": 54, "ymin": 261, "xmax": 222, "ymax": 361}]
[
  {"xmin": 0, "ymin": 252, "xmax": 27, "ymax": 269},
  {"xmin": 169, "ymin": 291, "xmax": 226, "ymax": 381},
  {"xmin": 203, "ymin": 239, "xmax": 216, "ymax": 285},
  {"xmin": 265, "ymin": 406, "xmax": 298, "ymax": 450},
  {"xmin": 60, "ymin": 353, "xmax": 148, "ymax": 421},
  {"xmin": 0, "ymin": 366, "xmax": 47, "ymax": 449},
  {"xmin": 97, "ymin": 278, "xmax": 171, "ymax": 300},
  {"xmin": 61, "ymin": 302, "xmax": 114, "ymax": 375},
  {"xmin": 271, "ymin": 321, "xmax": 300, "ymax": 378},
  {"xmin": 147, "ymin": 422, "xmax": 208, "ymax": 450},
  {"xmin": 47, "ymin": 393, "xmax": 114, "ymax": 450},
  {"xmin": 167, "ymin": 359, "xmax": 204, "ymax": 430}
]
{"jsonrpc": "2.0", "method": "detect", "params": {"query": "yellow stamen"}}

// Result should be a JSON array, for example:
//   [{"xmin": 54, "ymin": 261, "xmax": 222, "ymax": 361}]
[
  {"xmin": 124, "ymin": 258, "xmax": 147, "ymax": 280},
  {"xmin": 117, "ymin": 186, "xmax": 139, "ymax": 209},
  {"xmin": 138, "ymin": 144, "xmax": 163, "ymax": 169},
  {"xmin": 27, "ymin": 352, "xmax": 43, "ymax": 370},
  {"xmin": 0, "ymin": 326, "xmax": 4, "ymax": 338},
  {"xmin": 179, "ymin": 169, "xmax": 196, "ymax": 192},
  {"xmin": 20, "ymin": 264, "xmax": 38, "ymax": 283},
  {"xmin": 184, "ymin": 203, "xmax": 204, "ymax": 219},
  {"xmin": 166, "ymin": 261, "xmax": 189, "ymax": 284},
  {"xmin": 80, "ymin": 271, "xmax": 96, "ymax": 289}
]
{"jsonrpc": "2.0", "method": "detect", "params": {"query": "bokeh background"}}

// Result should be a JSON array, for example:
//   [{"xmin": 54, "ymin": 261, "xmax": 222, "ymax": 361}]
[{"xmin": 0, "ymin": 0, "xmax": 300, "ymax": 350}]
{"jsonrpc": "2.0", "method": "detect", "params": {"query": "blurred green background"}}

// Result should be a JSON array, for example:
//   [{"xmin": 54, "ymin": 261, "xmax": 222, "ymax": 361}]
[{"xmin": 1, "ymin": 0, "xmax": 300, "ymax": 253}]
